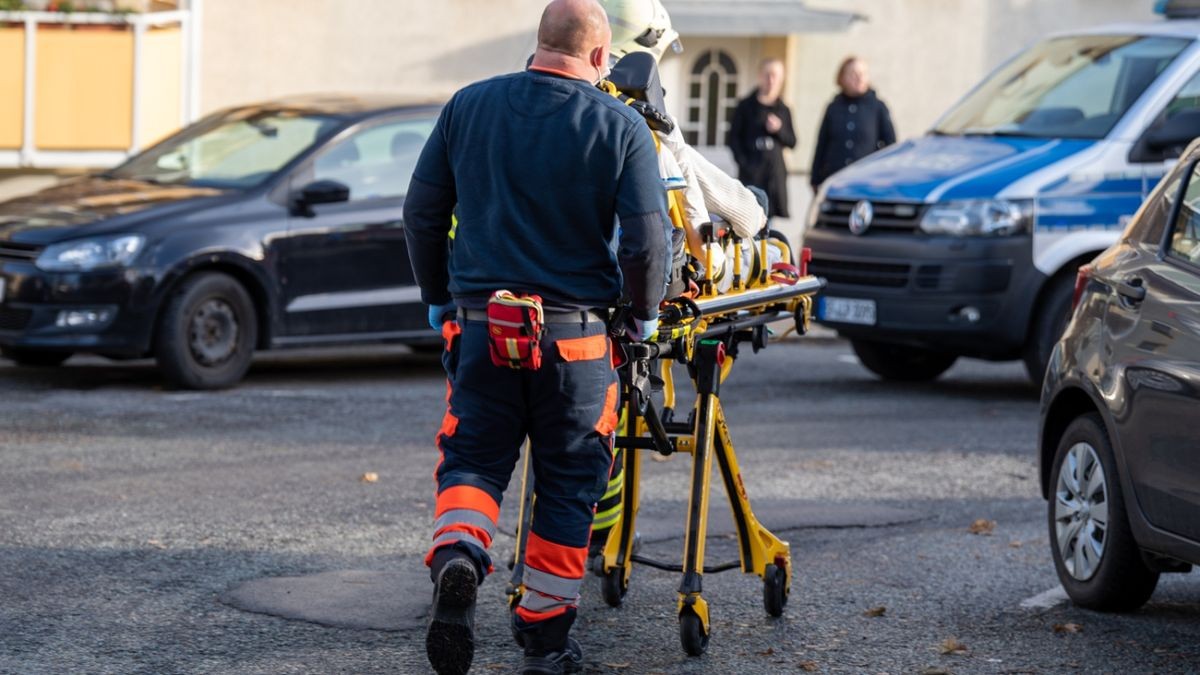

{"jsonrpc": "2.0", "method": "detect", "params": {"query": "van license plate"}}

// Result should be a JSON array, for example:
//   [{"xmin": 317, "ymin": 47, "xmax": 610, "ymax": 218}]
[{"xmin": 819, "ymin": 297, "xmax": 876, "ymax": 325}]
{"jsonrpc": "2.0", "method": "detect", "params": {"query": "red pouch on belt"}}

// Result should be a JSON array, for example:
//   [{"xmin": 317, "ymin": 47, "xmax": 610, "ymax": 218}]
[{"xmin": 487, "ymin": 290, "xmax": 545, "ymax": 370}]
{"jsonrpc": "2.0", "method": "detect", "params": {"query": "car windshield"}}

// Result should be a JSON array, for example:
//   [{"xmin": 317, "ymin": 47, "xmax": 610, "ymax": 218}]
[
  {"xmin": 935, "ymin": 35, "xmax": 1191, "ymax": 140},
  {"xmin": 108, "ymin": 109, "xmax": 342, "ymax": 189}
]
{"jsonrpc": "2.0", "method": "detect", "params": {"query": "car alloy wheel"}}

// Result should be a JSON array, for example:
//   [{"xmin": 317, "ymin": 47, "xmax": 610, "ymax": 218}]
[{"xmin": 1054, "ymin": 441, "xmax": 1108, "ymax": 581}]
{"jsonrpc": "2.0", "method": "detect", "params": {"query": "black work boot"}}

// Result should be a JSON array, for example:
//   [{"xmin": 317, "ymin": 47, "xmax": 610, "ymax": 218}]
[
  {"xmin": 521, "ymin": 636, "xmax": 583, "ymax": 674},
  {"xmin": 516, "ymin": 610, "xmax": 583, "ymax": 674},
  {"xmin": 425, "ymin": 556, "xmax": 479, "ymax": 675}
]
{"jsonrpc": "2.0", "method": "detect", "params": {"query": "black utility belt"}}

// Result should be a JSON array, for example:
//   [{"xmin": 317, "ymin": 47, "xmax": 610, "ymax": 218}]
[{"xmin": 457, "ymin": 307, "xmax": 607, "ymax": 324}]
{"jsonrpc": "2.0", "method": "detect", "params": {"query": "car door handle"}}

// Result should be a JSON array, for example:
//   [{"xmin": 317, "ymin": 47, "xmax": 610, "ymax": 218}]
[{"xmin": 1116, "ymin": 278, "xmax": 1146, "ymax": 303}]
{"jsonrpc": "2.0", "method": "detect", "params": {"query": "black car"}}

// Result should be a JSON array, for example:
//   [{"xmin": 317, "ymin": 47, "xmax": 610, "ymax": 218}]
[
  {"xmin": 0, "ymin": 96, "xmax": 442, "ymax": 389},
  {"xmin": 1039, "ymin": 140, "xmax": 1200, "ymax": 611}
]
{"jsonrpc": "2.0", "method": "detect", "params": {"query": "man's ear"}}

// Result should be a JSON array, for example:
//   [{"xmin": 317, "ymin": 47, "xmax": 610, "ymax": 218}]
[{"xmin": 591, "ymin": 46, "xmax": 605, "ymax": 69}]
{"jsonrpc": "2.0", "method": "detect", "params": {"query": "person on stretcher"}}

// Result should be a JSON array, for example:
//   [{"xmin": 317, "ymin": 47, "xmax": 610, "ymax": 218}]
[{"xmin": 599, "ymin": 0, "xmax": 793, "ymax": 300}]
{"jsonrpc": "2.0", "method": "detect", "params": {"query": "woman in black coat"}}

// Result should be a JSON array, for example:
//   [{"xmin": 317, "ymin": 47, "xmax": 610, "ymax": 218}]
[
  {"xmin": 728, "ymin": 58, "xmax": 796, "ymax": 218},
  {"xmin": 810, "ymin": 56, "xmax": 896, "ymax": 191}
]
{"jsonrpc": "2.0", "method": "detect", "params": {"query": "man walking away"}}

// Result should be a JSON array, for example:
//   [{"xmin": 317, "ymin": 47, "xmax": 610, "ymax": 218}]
[
  {"xmin": 728, "ymin": 57, "xmax": 797, "ymax": 219},
  {"xmin": 402, "ymin": 1, "xmax": 672, "ymax": 673}
]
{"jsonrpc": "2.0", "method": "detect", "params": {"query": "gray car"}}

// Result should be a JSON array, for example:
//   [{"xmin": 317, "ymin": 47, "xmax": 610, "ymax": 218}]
[{"xmin": 1039, "ymin": 138, "xmax": 1200, "ymax": 611}]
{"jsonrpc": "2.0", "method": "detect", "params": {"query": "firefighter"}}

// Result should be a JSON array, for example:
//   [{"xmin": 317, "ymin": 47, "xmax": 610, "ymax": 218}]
[{"xmin": 403, "ymin": 0, "xmax": 672, "ymax": 672}]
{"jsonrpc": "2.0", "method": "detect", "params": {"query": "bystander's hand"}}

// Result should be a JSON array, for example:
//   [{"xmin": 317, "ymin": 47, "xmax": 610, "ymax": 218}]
[{"xmin": 765, "ymin": 113, "xmax": 782, "ymax": 134}]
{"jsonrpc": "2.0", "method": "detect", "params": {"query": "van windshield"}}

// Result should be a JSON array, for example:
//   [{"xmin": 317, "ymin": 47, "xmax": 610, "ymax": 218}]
[{"xmin": 935, "ymin": 35, "xmax": 1191, "ymax": 140}]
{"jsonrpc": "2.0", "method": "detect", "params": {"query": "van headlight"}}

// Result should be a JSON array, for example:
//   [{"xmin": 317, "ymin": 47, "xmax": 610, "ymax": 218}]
[
  {"xmin": 919, "ymin": 199, "xmax": 1032, "ymax": 236},
  {"xmin": 806, "ymin": 183, "xmax": 829, "ymax": 229},
  {"xmin": 36, "ymin": 235, "xmax": 146, "ymax": 272}
]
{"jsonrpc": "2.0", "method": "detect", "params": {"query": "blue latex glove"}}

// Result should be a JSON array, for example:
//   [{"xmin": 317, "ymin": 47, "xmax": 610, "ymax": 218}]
[
  {"xmin": 627, "ymin": 317, "xmax": 659, "ymax": 342},
  {"xmin": 427, "ymin": 302, "xmax": 457, "ymax": 330}
]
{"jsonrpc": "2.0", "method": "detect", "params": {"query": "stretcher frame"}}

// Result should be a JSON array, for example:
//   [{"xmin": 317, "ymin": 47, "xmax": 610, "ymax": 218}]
[
  {"xmin": 506, "ymin": 261, "xmax": 824, "ymax": 657},
  {"xmin": 504, "ymin": 65, "xmax": 824, "ymax": 656}
]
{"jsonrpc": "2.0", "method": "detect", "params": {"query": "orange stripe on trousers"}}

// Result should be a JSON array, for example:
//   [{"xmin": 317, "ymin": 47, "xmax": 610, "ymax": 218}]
[
  {"xmin": 525, "ymin": 531, "xmax": 587, "ymax": 579},
  {"xmin": 435, "ymin": 484, "xmax": 500, "ymax": 523},
  {"xmin": 515, "ymin": 604, "xmax": 571, "ymax": 623}
]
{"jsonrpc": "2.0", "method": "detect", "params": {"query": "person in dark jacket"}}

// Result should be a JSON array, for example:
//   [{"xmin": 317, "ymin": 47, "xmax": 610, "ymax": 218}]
[
  {"xmin": 728, "ymin": 58, "xmax": 796, "ymax": 218},
  {"xmin": 810, "ymin": 56, "xmax": 896, "ymax": 191}
]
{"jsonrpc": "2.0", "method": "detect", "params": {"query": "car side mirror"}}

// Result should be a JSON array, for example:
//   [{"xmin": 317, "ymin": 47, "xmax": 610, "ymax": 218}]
[
  {"xmin": 1146, "ymin": 110, "xmax": 1200, "ymax": 159},
  {"xmin": 297, "ymin": 179, "xmax": 350, "ymax": 206}
]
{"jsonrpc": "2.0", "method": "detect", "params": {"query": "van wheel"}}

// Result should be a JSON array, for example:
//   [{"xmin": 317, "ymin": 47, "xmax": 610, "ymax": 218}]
[
  {"xmin": 1048, "ymin": 413, "xmax": 1158, "ymax": 611},
  {"xmin": 154, "ymin": 272, "xmax": 257, "ymax": 390},
  {"xmin": 0, "ymin": 346, "xmax": 72, "ymax": 367},
  {"xmin": 850, "ymin": 339, "xmax": 957, "ymax": 381},
  {"xmin": 1024, "ymin": 275, "xmax": 1074, "ymax": 385}
]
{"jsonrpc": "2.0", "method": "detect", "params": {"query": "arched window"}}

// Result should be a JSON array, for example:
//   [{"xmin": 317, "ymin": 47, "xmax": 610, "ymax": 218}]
[{"xmin": 684, "ymin": 49, "xmax": 739, "ymax": 147}]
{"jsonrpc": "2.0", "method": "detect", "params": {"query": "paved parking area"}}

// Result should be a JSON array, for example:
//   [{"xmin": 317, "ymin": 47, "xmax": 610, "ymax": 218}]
[{"xmin": 1, "ymin": 338, "xmax": 1198, "ymax": 673}]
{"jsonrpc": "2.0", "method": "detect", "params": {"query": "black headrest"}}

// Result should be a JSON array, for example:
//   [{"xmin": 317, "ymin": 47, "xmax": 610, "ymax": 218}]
[{"xmin": 609, "ymin": 52, "xmax": 667, "ymax": 115}]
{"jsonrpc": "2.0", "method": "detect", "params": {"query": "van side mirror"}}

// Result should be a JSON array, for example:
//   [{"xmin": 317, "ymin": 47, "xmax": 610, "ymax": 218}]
[
  {"xmin": 1146, "ymin": 110, "xmax": 1200, "ymax": 159},
  {"xmin": 292, "ymin": 179, "xmax": 350, "ymax": 216}
]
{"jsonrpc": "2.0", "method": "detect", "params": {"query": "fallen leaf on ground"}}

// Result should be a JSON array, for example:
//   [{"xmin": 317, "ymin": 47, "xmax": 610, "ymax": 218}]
[
  {"xmin": 863, "ymin": 606, "xmax": 887, "ymax": 617},
  {"xmin": 360, "ymin": 472, "xmax": 379, "ymax": 483},
  {"xmin": 1053, "ymin": 622, "xmax": 1083, "ymax": 634},
  {"xmin": 759, "ymin": 648, "xmax": 775, "ymax": 656},
  {"xmin": 146, "ymin": 539, "xmax": 167, "ymax": 549},
  {"xmin": 799, "ymin": 661, "xmax": 819, "ymax": 672},
  {"xmin": 1009, "ymin": 540, "xmax": 1023, "ymax": 548},
  {"xmin": 968, "ymin": 519, "xmax": 996, "ymax": 535},
  {"xmin": 939, "ymin": 637, "xmax": 968, "ymax": 655}
]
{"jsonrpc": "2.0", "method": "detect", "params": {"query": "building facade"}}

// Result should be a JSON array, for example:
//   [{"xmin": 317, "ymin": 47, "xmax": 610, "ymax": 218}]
[{"xmin": 0, "ymin": 0, "xmax": 1163, "ymax": 170}]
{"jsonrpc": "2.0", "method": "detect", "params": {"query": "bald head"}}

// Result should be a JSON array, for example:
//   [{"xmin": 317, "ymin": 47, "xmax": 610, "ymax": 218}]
[{"xmin": 537, "ymin": 0, "xmax": 610, "ymax": 60}]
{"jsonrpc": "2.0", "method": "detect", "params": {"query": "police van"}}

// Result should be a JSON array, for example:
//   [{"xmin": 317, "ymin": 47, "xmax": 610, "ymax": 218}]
[{"xmin": 806, "ymin": 1, "xmax": 1200, "ymax": 383}]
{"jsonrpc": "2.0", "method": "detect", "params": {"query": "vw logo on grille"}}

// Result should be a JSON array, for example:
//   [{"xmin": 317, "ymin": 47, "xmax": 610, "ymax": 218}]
[{"xmin": 849, "ymin": 200, "xmax": 874, "ymax": 236}]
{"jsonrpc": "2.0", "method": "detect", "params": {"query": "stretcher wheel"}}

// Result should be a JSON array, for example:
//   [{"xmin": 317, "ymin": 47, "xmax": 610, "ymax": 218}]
[
  {"xmin": 763, "ymin": 563, "xmax": 788, "ymax": 618},
  {"xmin": 679, "ymin": 607, "xmax": 709, "ymax": 656},
  {"xmin": 600, "ymin": 568, "xmax": 628, "ymax": 607}
]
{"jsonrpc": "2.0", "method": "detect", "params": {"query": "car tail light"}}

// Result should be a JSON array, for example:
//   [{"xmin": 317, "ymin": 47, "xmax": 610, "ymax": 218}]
[{"xmin": 1072, "ymin": 264, "xmax": 1094, "ymax": 311}]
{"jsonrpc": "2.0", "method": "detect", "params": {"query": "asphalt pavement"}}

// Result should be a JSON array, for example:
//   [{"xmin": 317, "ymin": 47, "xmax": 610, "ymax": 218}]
[{"xmin": 1, "ymin": 337, "xmax": 1198, "ymax": 674}]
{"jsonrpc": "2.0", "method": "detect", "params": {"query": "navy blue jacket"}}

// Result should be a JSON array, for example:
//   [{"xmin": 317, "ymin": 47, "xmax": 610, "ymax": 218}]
[
  {"xmin": 810, "ymin": 89, "xmax": 896, "ymax": 189},
  {"xmin": 403, "ymin": 70, "xmax": 671, "ymax": 321}
]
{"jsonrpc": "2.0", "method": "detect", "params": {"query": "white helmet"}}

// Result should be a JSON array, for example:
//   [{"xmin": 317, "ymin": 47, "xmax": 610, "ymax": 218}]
[{"xmin": 601, "ymin": 0, "xmax": 682, "ymax": 62}]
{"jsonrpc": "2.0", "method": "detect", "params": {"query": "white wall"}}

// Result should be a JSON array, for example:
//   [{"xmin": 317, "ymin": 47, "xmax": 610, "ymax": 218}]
[
  {"xmin": 199, "ymin": 0, "xmax": 546, "ymax": 113},
  {"xmin": 197, "ymin": 0, "xmax": 1161, "ymax": 169}
]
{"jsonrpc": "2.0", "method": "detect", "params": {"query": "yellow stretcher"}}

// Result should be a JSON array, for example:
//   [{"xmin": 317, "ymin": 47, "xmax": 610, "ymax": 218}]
[{"xmin": 505, "ymin": 238, "xmax": 825, "ymax": 657}]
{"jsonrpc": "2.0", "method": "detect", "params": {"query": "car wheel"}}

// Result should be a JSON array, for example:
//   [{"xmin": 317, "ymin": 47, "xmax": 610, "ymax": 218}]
[
  {"xmin": 1024, "ymin": 274, "xmax": 1074, "ymax": 385},
  {"xmin": 154, "ymin": 272, "xmax": 257, "ymax": 390},
  {"xmin": 0, "ymin": 345, "xmax": 72, "ymax": 367},
  {"xmin": 850, "ymin": 339, "xmax": 957, "ymax": 382},
  {"xmin": 1048, "ymin": 413, "xmax": 1159, "ymax": 611}
]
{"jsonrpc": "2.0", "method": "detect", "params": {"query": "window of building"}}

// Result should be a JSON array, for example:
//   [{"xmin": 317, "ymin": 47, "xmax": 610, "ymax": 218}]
[{"xmin": 684, "ymin": 49, "xmax": 739, "ymax": 147}]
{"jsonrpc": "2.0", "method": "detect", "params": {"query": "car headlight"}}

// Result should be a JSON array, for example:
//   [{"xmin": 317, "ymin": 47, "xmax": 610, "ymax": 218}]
[
  {"xmin": 36, "ymin": 234, "xmax": 146, "ymax": 272},
  {"xmin": 919, "ymin": 199, "xmax": 1033, "ymax": 236}
]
